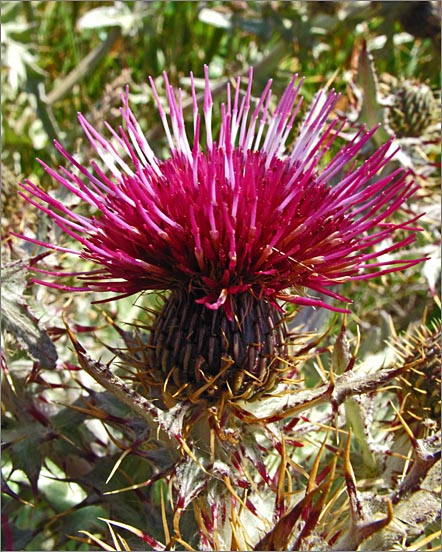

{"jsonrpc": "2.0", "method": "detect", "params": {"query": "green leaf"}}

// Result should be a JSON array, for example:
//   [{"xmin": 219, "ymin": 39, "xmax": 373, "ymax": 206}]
[
  {"xmin": 4, "ymin": 421, "xmax": 45, "ymax": 497},
  {"xmin": 1, "ymin": 260, "xmax": 57, "ymax": 368},
  {"xmin": 353, "ymin": 41, "xmax": 390, "ymax": 145}
]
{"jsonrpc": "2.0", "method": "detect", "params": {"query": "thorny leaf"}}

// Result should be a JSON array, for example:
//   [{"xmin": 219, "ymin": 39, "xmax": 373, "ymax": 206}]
[
  {"xmin": 253, "ymin": 483, "xmax": 329, "ymax": 551},
  {"xmin": 97, "ymin": 518, "xmax": 165, "ymax": 551},
  {"xmin": 1, "ymin": 259, "xmax": 57, "ymax": 368},
  {"xmin": 175, "ymin": 455, "xmax": 208, "ymax": 512},
  {"xmin": 2, "ymin": 422, "xmax": 45, "ymax": 499},
  {"xmin": 66, "ymin": 327, "xmax": 161, "ymax": 426},
  {"xmin": 1, "ymin": 365, "xmax": 52, "ymax": 498},
  {"xmin": 237, "ymin": 361, "xmax": 410, "ymax": 422},
  {"xmin": 364, "ymin": 483, "xmax": 441, "ymax": 550},
  {"xmin": 393, "ymin": 430, "xmax": 441, "ymax": 501},
  {"xmin": 292, "ymin": 456, "xmax": 337, "ymax": 550}
]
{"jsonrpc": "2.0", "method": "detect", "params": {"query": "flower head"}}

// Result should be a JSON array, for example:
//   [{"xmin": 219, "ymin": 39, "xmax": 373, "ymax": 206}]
[
  {"xmin": 19, "ymin": 67, "xmax": 420, "ymax": 314},
  {"xmin": 18, "ymin": 67, "xmax": 423, "ymax": 399}
]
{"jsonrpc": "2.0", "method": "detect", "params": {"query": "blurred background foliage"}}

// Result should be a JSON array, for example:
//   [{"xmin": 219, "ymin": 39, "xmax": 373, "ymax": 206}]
[{"xmin": 1, "ymin": 1, "xmax": 440, "ymax": 550}]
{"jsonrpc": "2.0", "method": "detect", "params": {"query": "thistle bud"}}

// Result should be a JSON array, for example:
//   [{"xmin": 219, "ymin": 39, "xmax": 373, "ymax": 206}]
[
  {"xmin": 388, "ymin": 79, "xmax": 437, "ymax": 137},
  {"xmin": 395, "ymin": 324, "xmax": 441, "ymax": 429}
]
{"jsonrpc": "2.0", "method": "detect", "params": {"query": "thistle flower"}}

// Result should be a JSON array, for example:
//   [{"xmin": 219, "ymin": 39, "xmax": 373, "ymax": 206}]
[{"xmin": 18, "ymin": 66, "xmax": 422, "ymax": 401}]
